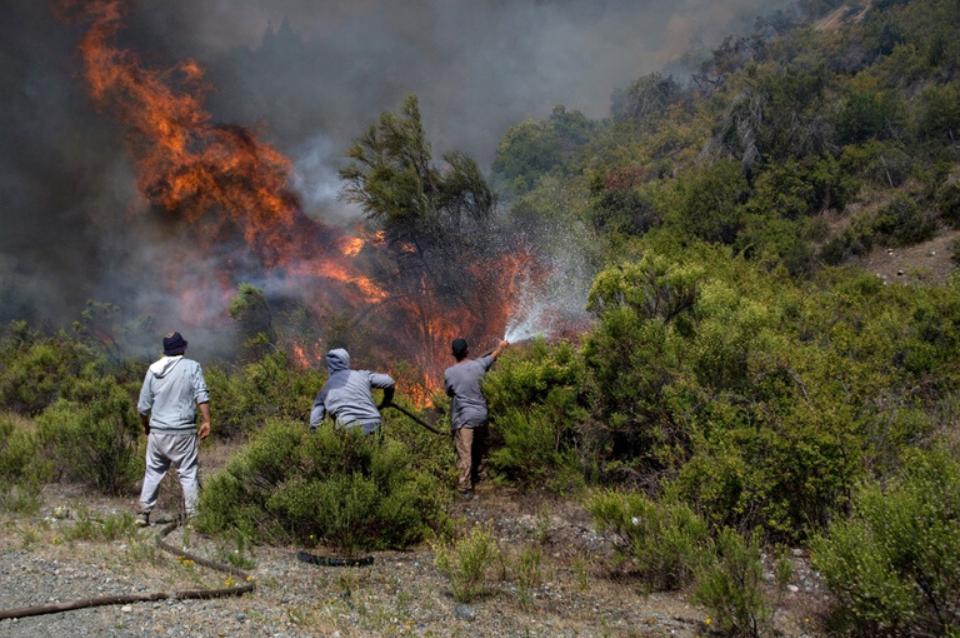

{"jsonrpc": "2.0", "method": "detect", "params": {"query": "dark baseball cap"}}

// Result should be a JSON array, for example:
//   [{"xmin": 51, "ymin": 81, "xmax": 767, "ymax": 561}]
[{"xmin": 163, "ymin": 332, "xmax": 188, "ymax": 356}]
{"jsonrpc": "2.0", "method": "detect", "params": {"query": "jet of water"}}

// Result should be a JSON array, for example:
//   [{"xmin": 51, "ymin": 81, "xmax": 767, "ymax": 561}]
[{"xmin": 503, "ymin": 301, "xmax": 552, "ymax": 343}]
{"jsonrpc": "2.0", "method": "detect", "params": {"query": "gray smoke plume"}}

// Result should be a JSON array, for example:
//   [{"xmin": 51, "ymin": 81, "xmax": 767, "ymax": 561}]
[{"xmin": 0, "ymin": 0, "xmax": 792, "ymax": 358}]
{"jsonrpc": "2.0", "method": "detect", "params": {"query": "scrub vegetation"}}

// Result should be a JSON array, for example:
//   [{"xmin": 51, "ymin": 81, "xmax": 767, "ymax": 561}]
[{"xmin": 5, "ymin": 1, "xmax": 960, "ymax": 634}]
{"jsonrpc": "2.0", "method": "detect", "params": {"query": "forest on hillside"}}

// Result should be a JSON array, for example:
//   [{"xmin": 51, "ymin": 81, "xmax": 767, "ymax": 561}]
[{"xmin": 4, "ymin": 0, "xmax": 960, "ymax": 634}]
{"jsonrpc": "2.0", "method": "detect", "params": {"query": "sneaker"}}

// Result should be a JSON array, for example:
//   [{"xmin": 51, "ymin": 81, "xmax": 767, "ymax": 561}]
[
  {"xmin": 458, "ymin": 489, "xmax": 474, "ymax": 501},
  {"xmin": 135, "ymin": 512, "xmax": 149, "ymax": 527}
]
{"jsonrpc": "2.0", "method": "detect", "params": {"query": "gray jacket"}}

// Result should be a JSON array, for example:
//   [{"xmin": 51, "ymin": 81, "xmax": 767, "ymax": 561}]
[
  {"xmin": 310, "ymin": 349, "xmax": 395, "ymax": 434},
  {"xmin": 137, "ymin": 355, "xmax": 210, "ymax": 434}
]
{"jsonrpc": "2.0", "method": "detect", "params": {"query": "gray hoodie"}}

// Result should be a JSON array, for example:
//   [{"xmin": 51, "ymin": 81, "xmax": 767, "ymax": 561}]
[
  {"xmin": 137, "ymin": 355, "xmax": 210, "ymax": 434},
  {"xmin": 310, "ymin": 349, "xmax": 395, "ymax": 434}
]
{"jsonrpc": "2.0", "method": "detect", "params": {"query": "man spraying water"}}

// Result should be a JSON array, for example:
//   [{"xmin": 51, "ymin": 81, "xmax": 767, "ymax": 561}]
[{"xmin": 443, "ymin": 337, "xmax": 509, "ymax": 500}]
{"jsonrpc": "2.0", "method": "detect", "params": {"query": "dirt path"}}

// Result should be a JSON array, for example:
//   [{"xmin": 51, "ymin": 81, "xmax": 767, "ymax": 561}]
[{"xmin": 0, "ymin": 482, "xmax": 830, "ymax": 637}]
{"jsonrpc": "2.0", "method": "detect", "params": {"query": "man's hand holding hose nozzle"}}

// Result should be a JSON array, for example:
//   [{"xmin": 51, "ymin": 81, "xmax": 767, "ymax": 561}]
[{"xmin": 377, "ymin": 386, "xmax": 395, "ymax": 411}]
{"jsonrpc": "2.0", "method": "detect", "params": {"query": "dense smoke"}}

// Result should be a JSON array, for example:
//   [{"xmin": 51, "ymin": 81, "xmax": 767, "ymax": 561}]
[{"xmin": 0, "ymin": 0, "xmax": 791, "ymax": 360}]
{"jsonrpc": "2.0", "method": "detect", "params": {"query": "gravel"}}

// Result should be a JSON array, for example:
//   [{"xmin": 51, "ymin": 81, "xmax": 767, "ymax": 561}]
[{"xmin": 0, "ymin": 485, "xmax": 828, "ymax": 637}]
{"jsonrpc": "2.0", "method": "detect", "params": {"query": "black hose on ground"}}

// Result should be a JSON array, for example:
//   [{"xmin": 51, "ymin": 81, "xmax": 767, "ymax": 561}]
[
  {"xmin": 296, "ymin": 551, "xmax": 374, "ymax": 567},
  {"xmin": 0, "ymin": 521, "xmax": 254, "ymax": 621}
]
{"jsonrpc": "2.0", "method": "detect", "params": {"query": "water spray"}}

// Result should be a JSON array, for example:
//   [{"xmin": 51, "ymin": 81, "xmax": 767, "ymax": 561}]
[{"xmin": 503, "ymin": 296, "xmax": 554, "ymax": 344}]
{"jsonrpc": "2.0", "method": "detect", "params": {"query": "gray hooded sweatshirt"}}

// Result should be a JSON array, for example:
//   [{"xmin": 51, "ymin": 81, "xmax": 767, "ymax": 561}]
[
  {"xmin": 310, "ymin": 349, "xmax": 395, "ymax": 434},
  {"xmin": 137, "ymin": 355, "xmax": 210, "ymax": 434}
]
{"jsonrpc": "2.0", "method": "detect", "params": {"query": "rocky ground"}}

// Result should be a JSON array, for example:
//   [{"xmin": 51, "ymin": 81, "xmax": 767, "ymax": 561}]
[{"xmin": 0, "ymin": 481, "xmax": 829, "ymax": 637}]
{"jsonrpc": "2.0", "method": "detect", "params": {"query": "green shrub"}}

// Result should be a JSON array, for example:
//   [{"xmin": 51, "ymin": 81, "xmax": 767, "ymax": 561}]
[
  {"xmin": 484, "ymin": 339, "xmax": 587, "ymax": 491},
  {"xmin": 510, "ymin": 544, "xmax": 544, "ymax": 609},
  {"xmin": 0, "ymin": 413, "xmax": 47, "ymax": 512},
  {"xmin": 839, "ymin": 140, "xmax": 913, "ymax": 189},
  {"xmin": 0, "ymin": 482, "xmax": 43, "ymax": 514},
  {"xmin": 197, "ymin": 419, "xmax": 450, "ymax": 553},
  {"xmin": 869, "ymin": 193, "xmax": 939, "ymax": 247},
  {"xmin": 204, "ymin": 350, "xmax": 323, "ymax": 438},
  {"xmin": 671, "ymin": 398, "xmax": 864, "ymax": 542},
  {"xmin": 0, "ymin": 413, "xmax": 47, "ymax": 484},
  {"xmin": 0, "ymin": 339, "xmax": 83, "ymax": 416},
  {"xmin": 434, "ymin": 524, "xmax": 501, "ymax": 602},
  {"xmin": 585, "ymin": 488, "xmax": 709, "ymax": 590},
  {"xmin": 811, "ymin": 446, "xmax": 960, "ymax": 636},
  {"xmin": 581, "ymin": 253, "xmax": 704, "ymax": 476},
  {"xmin": 35, "ymin": 385, "xmax": 142, "ymax": 495},
  {"xmin": 692, "ymin": 528, "xmax": 771, "ymax": 638},
  {"xmin": 64, "ymin": 508, "xmax": 138, "ymax": 542}
]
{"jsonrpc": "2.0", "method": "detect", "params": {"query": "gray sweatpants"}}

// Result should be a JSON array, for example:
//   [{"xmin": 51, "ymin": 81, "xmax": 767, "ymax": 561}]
[{"xmin": 138, "ymin": 431, "xmax": 200, "ymax": 517}]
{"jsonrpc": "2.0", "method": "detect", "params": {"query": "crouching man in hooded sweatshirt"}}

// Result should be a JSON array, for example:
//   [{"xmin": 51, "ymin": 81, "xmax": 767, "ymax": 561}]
[
  {"xmin": 135, "ymin": 332, "xmax": 210, "ymax": 526},
  {"xmin": 310, "ymin": 348, "xmax": 395, "ymax": 436}
]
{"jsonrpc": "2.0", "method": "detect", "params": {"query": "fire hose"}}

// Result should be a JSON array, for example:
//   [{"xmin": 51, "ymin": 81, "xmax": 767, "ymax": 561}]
[
  {"xmin": 0, "ymin": 521, "xmax": 254, "ymax": 621},
  {"xmin": 384, "ymin": 403, "xmax": 447, "ymax": 436}
]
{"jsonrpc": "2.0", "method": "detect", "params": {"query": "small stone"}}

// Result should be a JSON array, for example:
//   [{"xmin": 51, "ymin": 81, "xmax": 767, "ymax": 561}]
[
  {"xmin": 454, "ymin": 604, "xmax": 476, "ymax": 621},
  {"xmin": 121, "ymin": 605, "xmax": 133, "ymax": 612}
]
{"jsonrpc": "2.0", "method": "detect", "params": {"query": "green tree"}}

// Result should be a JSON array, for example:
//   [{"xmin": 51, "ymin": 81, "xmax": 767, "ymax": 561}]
[
  {"xmin": 836, "ymin": 90, "xmax": 905, "ymax": 145},
  {"xmin": 611, "ymin": 73, "xmax": 683, "ymax": 122},
  {"xmin": 491, "ymin": 105, "xmax": 595, "ymax": 197},
  {"xmin": 661, "ymin": 159, "xmax": 749, "ymax": 245}
]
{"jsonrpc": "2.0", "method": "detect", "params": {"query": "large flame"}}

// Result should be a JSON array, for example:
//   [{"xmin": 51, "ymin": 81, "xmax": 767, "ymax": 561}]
[{"xmin": 57, "ymin": 0, "xmax": 385, "ymax": 295}]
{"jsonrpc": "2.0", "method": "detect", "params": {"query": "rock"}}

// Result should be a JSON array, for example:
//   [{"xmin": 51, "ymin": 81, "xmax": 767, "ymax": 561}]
[{"xmin": 454, "ymin": 603, "xmax": 476, "ymax": 621}]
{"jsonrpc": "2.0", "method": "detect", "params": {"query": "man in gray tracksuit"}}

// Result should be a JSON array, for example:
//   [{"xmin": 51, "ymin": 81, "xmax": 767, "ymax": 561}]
[
  {"xmin": 444, "ymin": 338, "xmax": 509, "ymax": 499},
  {"xmin": 135, "ymin": 332, "xmax": 210, "ymax": 526},
  {"xmin": 310, "ymin": 348, "xmax": 395, "ymax": 436}
]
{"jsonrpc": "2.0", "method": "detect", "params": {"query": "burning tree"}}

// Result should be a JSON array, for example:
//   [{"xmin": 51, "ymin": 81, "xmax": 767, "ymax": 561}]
[{"xmin": 339, "ymin": 94, "xmax": 525, "ymax": 389}]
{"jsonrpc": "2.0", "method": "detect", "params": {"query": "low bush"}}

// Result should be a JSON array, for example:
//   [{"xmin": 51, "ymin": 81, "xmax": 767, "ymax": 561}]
[
  {"xmin": 0, "ymin": 334, "xmax": 90, "ymax": 416},
  {"xmin": 811, "ymin": 446, "xmax": 960, "ymax": 636},
  {"xmin": 869, "ymin": 193, "xmax": 939, "ymax": 247},
  {"xmin": 510, "ymin": 543, "xmax": 544, "ymax": 609},
  {"xmin": 585, "ymin": 488, "xmax": 709, "ymax": 590},
  {"xmin": 483, "ymin": 338, "xmax": 587, "ymax": 491},
  {"xmin": 196, "ymin": 419, "xmax": 451, "ymax": 553},
  {"xmin": 692, "ymin": 528, "xmax": 770, "ymax": 638},
  {"xmin": 205, "ymin": 350, "xmax": 324, "ymax": 438},
  {"xmin": 35, "ymin": 384, "xmax": 142, "ymax": 495},
  {"xmin": 434, "ymin": 524, "xmax": 501, "ymax": 603},
  {"xmin": 0, "ymin": 413, "xmax": 47, "ymax": 484},
  {"xmin": 0, "ymin": 413, "xmax": 47, "ymax": 513}
]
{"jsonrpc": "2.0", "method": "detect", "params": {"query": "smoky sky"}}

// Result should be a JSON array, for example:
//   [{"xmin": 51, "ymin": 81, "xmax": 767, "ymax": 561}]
[{"xmin": 0, "ymin": 0, "xmax": 792, "ymax": 354}]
